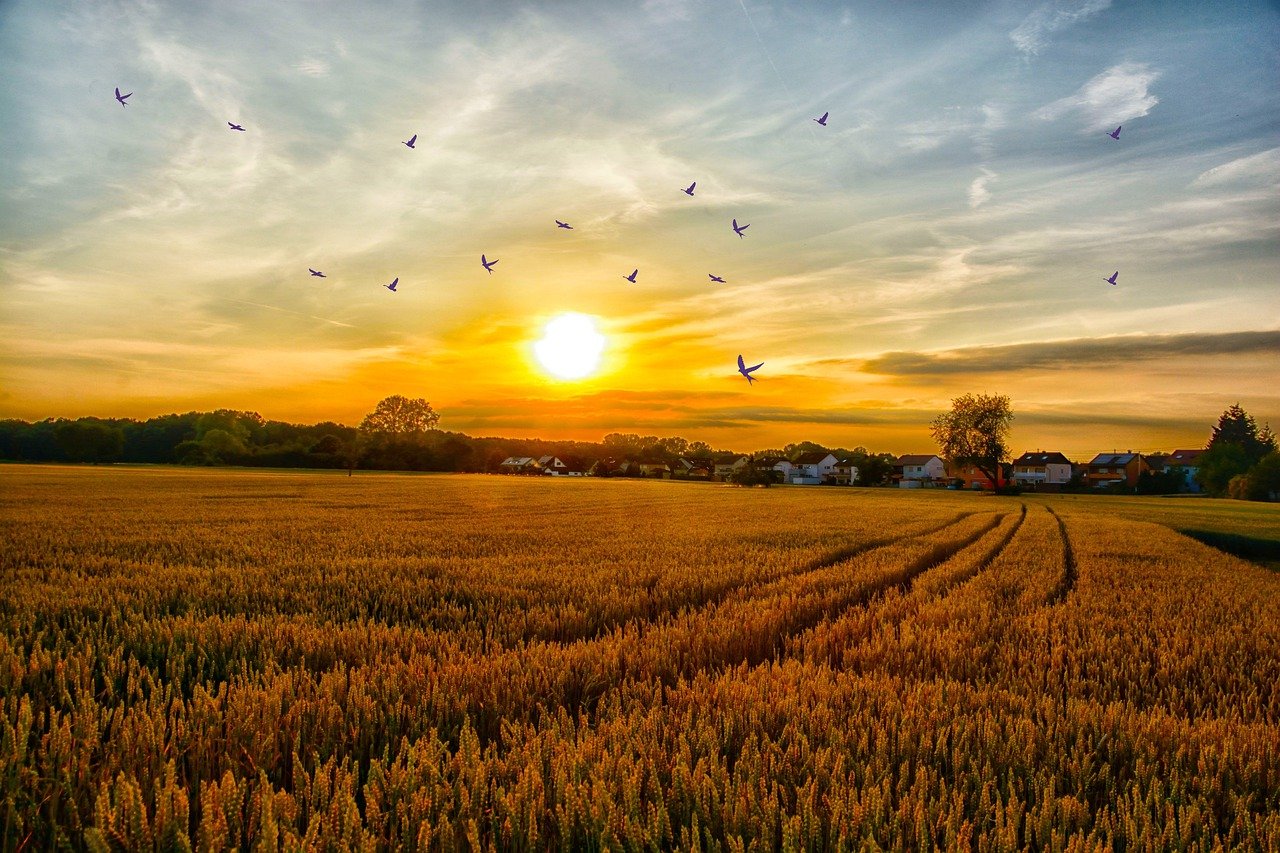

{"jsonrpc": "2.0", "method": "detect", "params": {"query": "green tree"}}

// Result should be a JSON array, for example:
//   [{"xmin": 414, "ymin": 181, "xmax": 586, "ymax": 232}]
[
  {"xmin": 53, "ymin": 420, "xmax": 124, "ymax": 463},
  {"xmin": 930, "ymin": 393, "xmax": 1013, "ymax": 490},
  {"xmin": 360, "ymin": 396, "xmax": 440, "ymax": 435},
  {"xmin": 1208, "ymin": 403, "xmax": 1274, "ymax": 463},
  {"xmin": 1196, "ymin": 442, "xmax": 1251, "ymax": 496}
]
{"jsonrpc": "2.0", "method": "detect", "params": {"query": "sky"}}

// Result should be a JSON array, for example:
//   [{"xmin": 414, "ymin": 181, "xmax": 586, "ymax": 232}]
[{"xmin": 1, "ymin": 0, "xmax": 1277, "ymax": 457}]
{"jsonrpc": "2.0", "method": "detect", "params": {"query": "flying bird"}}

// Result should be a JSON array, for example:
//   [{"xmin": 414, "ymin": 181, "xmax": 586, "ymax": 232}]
[
  {"xmin": 1108, "ymin": 126, "xmax": 1121, "ymax": 140},
  {"xmin": 114, "ymin": 87, "xmax": 132, "ymax": 107},
  {"xmin": 623, "ymin": 269, "xmax": 638, "ymax": 283},
  {"xmin": 385, "ymin": 277, "xmax": 398, "ymax": 292},
  {"xmin": 228, "ymin": 122, "xmax": 245, "ymax": 131},
  {"xmin": 732, "ymin": 219, "xmax": 749, "ymax": 238},
  {"xmin": 737, "ymin": 354, "xmax": 763, "ymax": 385},
  {"xmin": 481, "ymin": 255, "xmax": 498, "ymax": 274},
  {"xmin": 555, "ymin": 220, "xmax": 573, "ymax": 229},
  {"xmin": 403, "ymin": 134, "xmax": 417, "ymax": 149},
  {"xmin": 308, "ymin": 268, "xmax": 326, "ymax": 278},
  {"xmin": 1104, "ymin": 271, "xmax": 1118, "ymax": 286},
  {"xmin": 813, "ymin": 111, "xmax": 828, "ymax": 126},
  {"xmin": 708, "ymin": 274, "xmax": 725, "ymax": 283},
  {"xmin": 682, "ymin": 181, "xmax": 696, "ymax": 196}
]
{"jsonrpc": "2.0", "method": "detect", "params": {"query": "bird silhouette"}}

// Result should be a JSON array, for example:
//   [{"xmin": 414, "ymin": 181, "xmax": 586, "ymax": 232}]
[
  {"xmin": 623, "ymin": 269, "xmax": 638, "ymax": 283},
  {"xmin": 1108, "ymin": 126, "xmax": 1121, "ymax": 140},
  {"xmin": 114, "ymin": 87, "xmax": 132, "ymax": 107},
  {"xmin": 682, "ymin": 181, "xmax": 696, "ymax": 196},
  {"xmin": 1104, "ymin": 271, "xmax": 1118, "ymax": 286},
  {"xmin": 555, "ymin": 220, "xmax": 573, "ymax": 229},
  {"xmin": 732, "ymin": 219, "xmax": 749, "ymax": 238},
  {"xmin": 814, "ymin": 111, "xmax": 828, "ymax": 126},
  {"xmin": 385, "ymin": 277, "xmax": 398, "ymax": 292},
  {"xmin": 308, "ymin": 268, "xmax": 326, "ymax": 278},
  {"xmin": 708, "ymin": 274, "xmax": 725, "ymax": 283},
  {"xmin": 228, "ymin": 122, "xmax": 245, "ymax": 131},
  {"xmin": 403, "ymin": 134, "xmax": 417, "ymax": 149},
  {"xmin": 737, "ymin": 354, "xmax": 763, "ymax": 384},
  {"xmin": 481, "ymin": 255, "xmax": 498, "ymax": 274}
]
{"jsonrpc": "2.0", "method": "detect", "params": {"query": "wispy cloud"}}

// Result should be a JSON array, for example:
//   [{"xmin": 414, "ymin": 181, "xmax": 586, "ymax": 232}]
[
  {"xmin": 1010, "ymin": 0, "xmax": 1112, "ymax": 56},
  {"xmin": 860, "ymin": 330, "xmax": 1280, "ymax": 375},
  {"xmin": 968, "ymin": 167, "xmax": 997, "ymax": 208},
  {"xmin": 1034, "ymin": 62, "xmax": 1160, "ymax": 132},
  {"xmin": 1192, "ymin": 147, "xmax": 1280, "ymax": 188}
]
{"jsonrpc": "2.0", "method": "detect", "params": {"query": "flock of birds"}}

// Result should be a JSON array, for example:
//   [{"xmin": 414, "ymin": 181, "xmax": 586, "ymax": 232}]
[{"xmin": 111, "ymin": 87, "xmax": 1125, "ymax": 385}]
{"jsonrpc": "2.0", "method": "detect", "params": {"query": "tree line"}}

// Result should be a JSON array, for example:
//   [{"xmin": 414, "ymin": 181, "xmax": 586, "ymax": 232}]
[{"xmin": 0, "ymin": 395, "xmax": 900, "ymax": 483}]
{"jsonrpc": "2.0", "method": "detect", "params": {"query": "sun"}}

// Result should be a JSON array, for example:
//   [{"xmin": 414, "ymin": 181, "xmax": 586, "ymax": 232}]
[{"xmin": 534, "ymin": 313, "xmax": 606, "ymax": 380}]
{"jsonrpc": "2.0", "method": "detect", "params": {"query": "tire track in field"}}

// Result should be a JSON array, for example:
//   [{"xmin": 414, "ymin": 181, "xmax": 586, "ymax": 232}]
[
  {"xmin": 789, "ymin": 505, "xmax": 1027, "ymax": 667},
  {"xmin": 1043, "ymin": 506, "xmax": 1077, "ymax": 605},
  {"xmin": 523, "ymin": 511, "xmax": 987, "ymax": 647}
]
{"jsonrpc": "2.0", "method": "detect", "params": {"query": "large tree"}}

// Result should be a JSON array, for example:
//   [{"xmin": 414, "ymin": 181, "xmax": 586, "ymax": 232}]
[
  {"xmin": 1208, "ymin": 403, "xmax": 1274, "ymax": 463},
  {"xmin": 1198, "ymin": 404, "xmax": 1277, "ymax": 495},
  {"xmin": 359, "ymin": 395, "xmax": 440, "ymax": 435},
  {"xmin": 930, "ymin": 393, "xmax": 1013, "ymax": 490}
]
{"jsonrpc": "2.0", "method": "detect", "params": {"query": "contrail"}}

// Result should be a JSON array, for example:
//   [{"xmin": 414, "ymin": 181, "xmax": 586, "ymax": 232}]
[
  {"xmin": 737, "ymin": 0, "xmax": 794, "ymax": 101},
  {"xmin": 736, "ymin": 0, "xmax": 823, "ymax": 147},
  {"xmin": 222, "ymin": 298, "xmax": 356, "ymax": 328}
]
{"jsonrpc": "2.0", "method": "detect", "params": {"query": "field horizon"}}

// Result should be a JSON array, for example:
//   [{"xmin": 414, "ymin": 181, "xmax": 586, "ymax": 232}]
[{"xmin": 2, "ymin": 464, "xmax": 1278, "ymax": 849}]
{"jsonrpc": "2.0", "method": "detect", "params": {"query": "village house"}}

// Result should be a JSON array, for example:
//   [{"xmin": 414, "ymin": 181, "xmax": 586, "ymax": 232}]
[
  {"xmin": 1011, "ymin": 451, "xmax": 1074, "ymax": 490},
  {"xmin": 1084, "ymin": 452, "xmax": 1150, "ymax": 489},
  {"xmin": 672, "ymin": 457, "xmax": 715, "ymax": 480},
  {"xmin": 829, "ymin": 458, "xmax": 860, "ymax": 486},
  {"xmin": 945, "ymin": 461, "xmax": 1005, "ymax": 490},
  {"xmin": 713, "ymin": 456, "xmax": 749, "ymax": 481},
  {"xmin": 537, "ymin": 456, "xmax": 585, "ymax": 476},
  {"xmin": 752, "ymin": 456, "xmax": 793, "ymax": 484},
  {"xmin": 1165, "ymin": 449, "xmax": 1206, "ymax": 493},
  {"xmin": 896, "ymin": 454, "xmax": 946, "ymax": 487},
  {"xmin": 788, "ymin": 451, "xmax": 838, "ymax": 485},
  {"xmin": 498, "ymin": 457, "xmax": 542, "ymax": 475}
]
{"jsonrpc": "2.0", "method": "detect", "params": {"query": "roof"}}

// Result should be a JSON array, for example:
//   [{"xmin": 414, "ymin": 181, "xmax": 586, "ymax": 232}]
[
  {"xmin": 897, "ymin": 454, "xmax": 940, "ymax": 465},
  {"xmin": 1012, "ymin": 452, "xmax": 1072, "ymax": 466},
  {"xmin": 1168, "ymin": 449, "xmax": 1206, "ymax": 463},
  {"xmin": 793, "ymin": 451, "xmax": 833, "ymax": 464},
  {"xmin": 500, "ymin": 457, "xmax": 537, "ymax": 466},
  {"xmin": 1088, "ymin": 453, "xmax": 1139, "ymax": 465}
]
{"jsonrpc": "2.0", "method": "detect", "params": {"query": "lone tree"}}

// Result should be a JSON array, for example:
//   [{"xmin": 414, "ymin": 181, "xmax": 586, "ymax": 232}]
[
  {"xmin": 359, "ymin": 395, "xmax": 440, "ymax": 435},
  {"xmin": 930, "ymin": 393, "xmax": 1013, "ymax": 490}
]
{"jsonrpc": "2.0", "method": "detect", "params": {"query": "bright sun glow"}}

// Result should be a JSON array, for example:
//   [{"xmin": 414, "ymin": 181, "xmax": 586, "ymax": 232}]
[{"xmin": 534, "ymin": 313, "xmax": 606, "ymax": 380}]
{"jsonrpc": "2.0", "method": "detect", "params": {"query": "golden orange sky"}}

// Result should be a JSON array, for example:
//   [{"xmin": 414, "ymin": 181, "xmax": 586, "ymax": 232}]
[{"xmin": 1, "ymin": 1, "xmax": 1277, "ymax": 458}]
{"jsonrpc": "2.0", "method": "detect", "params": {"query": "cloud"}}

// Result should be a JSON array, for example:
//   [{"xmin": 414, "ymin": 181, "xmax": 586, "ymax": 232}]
[
  {"xmin": 859, "ymin": 330, "xmax": 1280, "ymax": 375},
  {"xmin": 1034, "ymin": 62, "xmax": 1160, "ymax": 132},
  {"xmin": 968, "ymin": 167, "xmax": 997, "ymax": 209},
  {"xmin": 1010, "ymin": 0, "xmax": 1112, "ymax": 56},
  {"xmin": 1192, "ymin": 147, "xmax": 1280, "ymax": 188}
]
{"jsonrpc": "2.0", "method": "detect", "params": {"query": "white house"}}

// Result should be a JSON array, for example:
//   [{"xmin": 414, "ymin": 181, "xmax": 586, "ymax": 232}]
[
  {"xmin": 1011, "ymin": 451, "xmax": 1073, "ymax": 487},
  {"xmin": 896, "ymin": 454, "xmax": 946, "ymax": 487},
  {"xmin": 830, "ymin": 459, "xmax": 860, "ymax": 486},
  {"xmin": 788, "ymin": 452, "xmax": 839, "ymax": 485}
]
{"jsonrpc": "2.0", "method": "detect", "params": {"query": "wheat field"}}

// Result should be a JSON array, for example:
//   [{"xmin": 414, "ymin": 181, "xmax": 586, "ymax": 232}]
[{"xmin": 2, "ymin": 464, "xmax": 1278, "ymax": 851}]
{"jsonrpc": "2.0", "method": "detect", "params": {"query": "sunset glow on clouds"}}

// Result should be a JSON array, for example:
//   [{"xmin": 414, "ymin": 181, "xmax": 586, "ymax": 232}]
[{"xmin": 1, "ymin": 0, "xmax": 1276, "ymax": 456}]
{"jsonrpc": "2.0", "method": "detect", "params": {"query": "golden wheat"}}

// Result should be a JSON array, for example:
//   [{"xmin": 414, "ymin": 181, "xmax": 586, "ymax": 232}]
[{"xmin": 1, "ymin": 465, "xmax": 1278, "ymax": 850}]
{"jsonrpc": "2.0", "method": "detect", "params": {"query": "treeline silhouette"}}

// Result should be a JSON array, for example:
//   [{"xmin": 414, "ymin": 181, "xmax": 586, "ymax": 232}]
[{"xmin": 0, "ymin": 408, "xmax": 893, "ymax": 480}]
